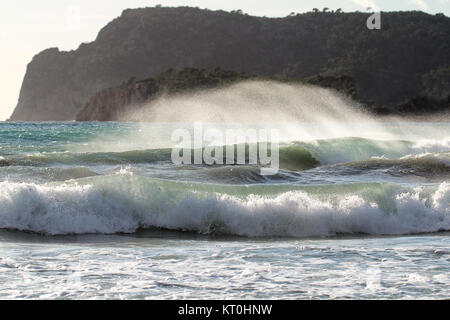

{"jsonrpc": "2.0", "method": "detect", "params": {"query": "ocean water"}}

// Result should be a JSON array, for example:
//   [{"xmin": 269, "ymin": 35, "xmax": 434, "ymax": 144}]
[{"xmin": 0, "ymin": 121, "xmax": 449, "ymax": 299}]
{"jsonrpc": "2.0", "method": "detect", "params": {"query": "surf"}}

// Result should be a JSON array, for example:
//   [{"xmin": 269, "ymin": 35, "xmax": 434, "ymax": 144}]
[
  {"xmin": 0, "ymin": 175, "xmax": 448, "ymax": 237},
  {"xmin": 1, "ymin": 138, "xmax": 448, "ymax": 170}
]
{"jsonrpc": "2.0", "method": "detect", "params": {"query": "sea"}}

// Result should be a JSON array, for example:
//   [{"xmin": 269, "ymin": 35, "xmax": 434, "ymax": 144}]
[{"xmin": 0, "ymin": 118, "xmax": 448, "ymax": 299}]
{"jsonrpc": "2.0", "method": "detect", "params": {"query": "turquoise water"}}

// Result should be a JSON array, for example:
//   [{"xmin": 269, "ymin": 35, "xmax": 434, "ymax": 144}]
[{"xmin": 0, "ymin": 121, "xmax": 449, "ymax": 299}]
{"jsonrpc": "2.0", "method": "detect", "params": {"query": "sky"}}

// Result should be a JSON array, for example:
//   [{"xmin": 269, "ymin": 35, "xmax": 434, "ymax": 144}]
[{"xmin": 0, "ymin": 0, "xmax": 449, "ymax": 120}]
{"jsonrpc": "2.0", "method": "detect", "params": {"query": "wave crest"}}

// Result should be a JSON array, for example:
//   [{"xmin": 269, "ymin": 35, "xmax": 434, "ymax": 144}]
[{"xmin": 0, "ymin": 177, "xmax": 448, "ymax": 237}]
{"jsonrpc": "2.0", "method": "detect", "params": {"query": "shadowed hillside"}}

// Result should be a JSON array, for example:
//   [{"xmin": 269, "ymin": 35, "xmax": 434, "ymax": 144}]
[
  {"xmin": 10, "ymin": 7, "xmax": 450, "ymax": 121},
  {"xmin": 75, "ymin": 68, "xmax": 357, "ymax": 121}
]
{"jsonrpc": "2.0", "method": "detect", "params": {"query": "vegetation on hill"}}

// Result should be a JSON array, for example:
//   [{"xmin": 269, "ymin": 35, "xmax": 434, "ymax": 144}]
[{"xmin": 10, "ymin": 7, "xmax": 450, "ymax": 121}]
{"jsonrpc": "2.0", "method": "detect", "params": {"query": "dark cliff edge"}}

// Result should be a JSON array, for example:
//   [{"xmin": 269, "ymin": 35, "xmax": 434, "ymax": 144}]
[
  {"xmin": 76, "ymin": 68, "xmax": 251, "ymax": 121},
  {"xmin": 76, "ymin": 68, "xmax": 449, "ymax": 122},
  {"xmin": 9, "ymin": 7, "xmax": 450, "ymax": 121},
  {"xmin": 75, "ymin": 69, "xmax": 357, "ymax": 121}
]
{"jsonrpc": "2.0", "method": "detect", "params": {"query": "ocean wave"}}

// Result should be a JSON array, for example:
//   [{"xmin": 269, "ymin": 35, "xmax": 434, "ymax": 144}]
[
  {"xmin": 0, "ymin": 176, "xmax": 448, "ymax": 237},
  {"xmin": 332, "ymin": 152, "xmax": 450, "ymax": 178},
  {"xmin": 179, "ymin": 166, "xmax": 302, "ymax": 184},
  {"xmin": 0, "ymin": 144, "xmax": 319, "ymax": 171},
  {"xmin": 2, "ymin": 137, "xmax": 449, "ymax": 170},
  {"xmin": 0, "ymin": 166, "xmax": 100, "ymax": 182},
  {"xmin": 296, "ymin": 137, "xmax": 450, "ymax": 165}
]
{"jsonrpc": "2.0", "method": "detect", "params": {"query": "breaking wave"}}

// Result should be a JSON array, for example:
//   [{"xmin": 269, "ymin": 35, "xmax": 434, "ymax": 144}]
[
  {"xmin": 0, "ymin": 176, "xmax": 448, "ymax": 237},
  {"xmin": 1, "ymin": 138, "xmax": 449, "ymax": 171}
]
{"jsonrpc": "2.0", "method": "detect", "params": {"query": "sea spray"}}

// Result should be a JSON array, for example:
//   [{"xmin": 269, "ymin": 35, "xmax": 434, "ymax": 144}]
[{"xmin": 71, "ymin": 81, "xmax": 450, "ymax": 156}]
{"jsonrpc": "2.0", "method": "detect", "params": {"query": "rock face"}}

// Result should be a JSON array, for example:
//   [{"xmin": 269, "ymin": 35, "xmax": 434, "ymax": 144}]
[
  {"xmin": 76, "ymin": 68, "xmax": 252, "ymax": 121},
  {"xmin": 76, "ymin": 68, "xmax": 448, "ymax": 121},
  {"xmin": 11, "ymin": 48, "xmax": 77, "ymax": 121},
  {"xmin": 76, "ymin": 69, "xmax": 358, "ymax": 121},
  {"xmin": 10, "ymin": 7, "xmax": 450, "ymax": 121},
  {"xmin": 75, "ymin": 78, "xmax": 153, "ymax": 122}
]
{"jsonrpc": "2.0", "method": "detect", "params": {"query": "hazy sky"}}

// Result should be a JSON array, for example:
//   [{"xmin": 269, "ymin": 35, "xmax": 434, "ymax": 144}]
[{"xmin": 1, "ymin": 0, "xmax": 449, "ymax": 120}]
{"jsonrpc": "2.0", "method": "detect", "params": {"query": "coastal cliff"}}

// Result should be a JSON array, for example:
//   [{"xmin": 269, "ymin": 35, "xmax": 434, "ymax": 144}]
[
  {"xmin": 10, "ymin": 7, "xmax": 450, "ymax": 121},
  {"xmin": 75, "ymin": 69, "xmax": 357, "ymax": 121},
  {"xmin": 76, "ymin": 68, "xmax": 252, "ymax": 121},
  {"xmin": 76, "ymin": 68, "xmax": 449, "ymax": 121}
]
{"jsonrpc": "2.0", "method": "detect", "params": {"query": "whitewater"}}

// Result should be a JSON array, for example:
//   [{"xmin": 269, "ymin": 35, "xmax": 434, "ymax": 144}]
[{"xmin": 0, "ymin": 82, "xmax": 449, "ymax": 299}]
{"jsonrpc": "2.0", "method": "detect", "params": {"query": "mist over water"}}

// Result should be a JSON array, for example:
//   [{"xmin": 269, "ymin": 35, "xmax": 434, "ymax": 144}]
[
  {"xmin": 124, "ymin": 80, "xmax": 379, "ymax": 140},
  {"xmin": 110, "ymin": 81, "xmax": 449, "ymax": 148},
  {"xmin": 127, "ymin": 81, "xmax": 365, "ymax": 122}
]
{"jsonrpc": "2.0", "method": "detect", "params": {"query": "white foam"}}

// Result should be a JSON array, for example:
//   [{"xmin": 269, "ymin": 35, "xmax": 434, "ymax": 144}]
[{"xmin": 0, "ymin": 180, "xmax": 448, "ymax": 237}]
